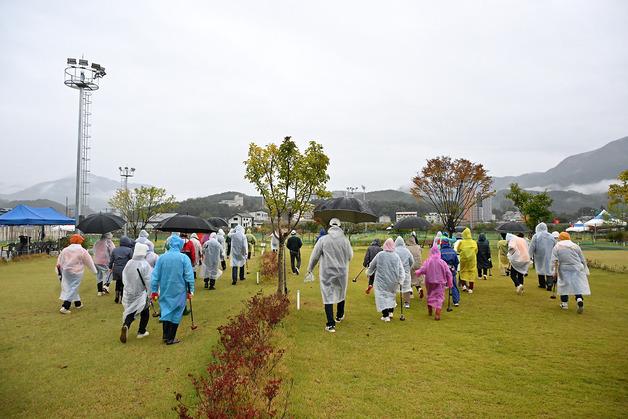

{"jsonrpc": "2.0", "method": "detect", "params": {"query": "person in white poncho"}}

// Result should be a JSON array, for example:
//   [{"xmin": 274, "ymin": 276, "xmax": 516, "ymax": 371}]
[
  {"xmin": 202, "ymin": 232, "xmax": 223, "ymax": 290},
  {"xmin": 306, "ymin": 218, "xmax": 353, "ymax": 333},
  {"xmin": 551, "ymin": 232, "xmax": 591, "ymax": 314},
  {"xmin": 229, "ymin": 225, "xmax": 248, "ymax": 285},
  {"xmin": 528, "ymin": 222, "xmax": 557, "ymax": 291},
  {"xmin": 57, "ymin": 234, "xmax": 98, "ymax": 314},
  {"xmin": 506, "ymin": 233, "xmax": 531, "ymax": 295},
  {"xmin": 367, "ymin": 238, "xmax": 405, "ymax": 322},
  {"xmin": 394, "ymin": 236, "xmax": 415, "ymax": 308},
  {"xmin": 119, "ymin": 243, "xmax": 152, "ymax": 343}
]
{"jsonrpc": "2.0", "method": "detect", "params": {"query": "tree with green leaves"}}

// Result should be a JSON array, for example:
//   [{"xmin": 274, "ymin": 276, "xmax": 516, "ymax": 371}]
[
  {"xmin": 608, "ymin": 170, "xmax": 628, "ymax": 221},
  {"xmin": 410, "ymin": 156, "xmax": 494, "ymax": 236},
  {"xmin": 245, "ymin": 137, "xmax": 330, "ymax": 294},
  {"xmin": 505, "ymin": 183, "xmax": 553, "ymax": 230},
  {"xmin": 109, "ymin": 186, "xmax": 177, "ymax": 238}
]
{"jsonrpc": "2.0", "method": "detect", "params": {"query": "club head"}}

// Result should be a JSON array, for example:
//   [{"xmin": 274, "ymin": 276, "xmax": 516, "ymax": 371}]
[
  {"xmin": 352, "ymin": 279, "xmax": 357, "ymax": 282},
  {"xmin": 446, "ymin": 307, "xmax": 453, "ymax": 312},
  {"xmin": 400, "ymin": 315, "xmax": 406, "ymax": 321},
  {"xmin": 152, "ymin": 313, "xmax": 160, "ymax": 317},
  {"xmin": 191, "ymin": 325, "xmax": 198, "ymax": 330},
  {"xmin": 550, "ymin": 295, "xmax": 556, "ymax": 299}
]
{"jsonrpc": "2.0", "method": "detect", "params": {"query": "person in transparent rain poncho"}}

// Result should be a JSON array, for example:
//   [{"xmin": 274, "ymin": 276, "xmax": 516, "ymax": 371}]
[
  {"xmin": 229, "ymin": 225, "xmax": 249, "ymax": 285},
  {"xmin": 136, "ymin": 229, "xmax": 155, "ymax": 252},
  {"xmin": 57, "ymin": 234, "xmax": 97, "ymax": 314},
  {"xmin": 506, "ymin": 233, "xmax": 531, "ymax": 295},
  {"xmin": 416, "ymin": 246, "xmax": 453, "ymax": 320},
  {"xmin": 119, "ymin": 243, "xmax": 152, "ymax": 343},
  {"xmin": 92, "ymin": 232, "xmax": 115, "ymax": 296},
  {"xmin": 529, "ymin": 222, "xmax": 557, "ymax": 291},
  {"xmin": 216, "ymin": 229, "xmax": 227, "ymax": 270},
  {"xmin": 306, "ymin": 218, "xmax": 353, "ymax": 333},
  {"xmin": 552, "ymin": 232, "xmax": 591, "ymax": 314},
  {"xmin": 202, "ymin": 232, "xmax": 223, "ymax": 290},
  {"xmin": 366, "ymin": 238, "xmax": 404, "ymax": 322},
  {"xmin": 394, "ymin": 236, "xmax": 415, "ymax": 309}
]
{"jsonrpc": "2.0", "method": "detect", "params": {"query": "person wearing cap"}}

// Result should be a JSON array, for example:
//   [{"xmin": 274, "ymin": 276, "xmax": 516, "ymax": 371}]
[
  {"xmin": 551, "ymin": 232, "xmax": 590, "ymax": 313},
  {"xmin": 57, "ymin": 234, "xmax": 97, "ymax": 314},
  {"xmin": 367, "ymin": 238, "xmax": 404, "ymax": 322},
  {"xmin": 306, "ymin": 218, "xmax": 353, "ymax": 333},
  {"xmin": 92, "ymin": 232, "xmax": 115, "ymax": 296},
  {"xmin": 120, "ymin": 243, "xmax": 152, "ymax": 343},
  {"xmin": 150, "ymin": 235, "xmax": 195, "ymax": 345},
  {"xmin": 286, "ymin": 230, "xmax": 303, "ymax": 275},
  {"xmin": 245, "ymin": 229, "xmax": 257, "ymax": 260}
]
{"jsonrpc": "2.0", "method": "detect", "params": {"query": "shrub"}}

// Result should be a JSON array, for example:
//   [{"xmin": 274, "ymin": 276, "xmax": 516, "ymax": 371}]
[
  {"xmin": 175, "ymin": 292, "xmax": 290, "ymax": 419},
  {"xmin": 259, "ymin": 251, "xmax": 279, "ymax": 280}
]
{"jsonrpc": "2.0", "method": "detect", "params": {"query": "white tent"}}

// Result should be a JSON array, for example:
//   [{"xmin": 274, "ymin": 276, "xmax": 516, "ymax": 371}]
[
  {"xmin": 584, "ymin": 210, "xmax": 626, "ymax": 228},
  {"xmin": 566, "ymin": 221, "xmax": 588, "ymax": 232}
]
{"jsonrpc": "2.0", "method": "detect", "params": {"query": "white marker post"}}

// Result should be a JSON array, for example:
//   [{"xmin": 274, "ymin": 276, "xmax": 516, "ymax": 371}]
[
  {"xmin": 256, "ymin": 272, "xmax": 260, "ymax": 284},
  {"xmin": 296, "ymin": 290, "xmax": 301, "ymax": 310}
]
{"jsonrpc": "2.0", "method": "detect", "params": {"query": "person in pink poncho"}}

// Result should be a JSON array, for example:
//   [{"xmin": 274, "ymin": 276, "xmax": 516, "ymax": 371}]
[{"xmin": 415, "ymin": 246, "xmax": 453, "ymax": 320}]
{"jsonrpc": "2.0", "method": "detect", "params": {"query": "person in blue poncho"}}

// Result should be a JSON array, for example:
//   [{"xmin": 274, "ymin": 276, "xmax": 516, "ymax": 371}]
[
  {"xmin": 150, "ymin": 235, "xmax": 195, "ymax": 345},
  {"xmin": 440, "ymin": 235, "xmax": 461, "ymax": 307}
]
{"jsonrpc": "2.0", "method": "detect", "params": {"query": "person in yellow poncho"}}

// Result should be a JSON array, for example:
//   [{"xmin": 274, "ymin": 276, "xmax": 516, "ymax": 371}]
[
  {"xmin": 497, "ymin": 233, "xmax": 510, "ymax": 276},
  {"xmin": 457, "ymin": 228, "xmax": 478, "ymax": 293}
]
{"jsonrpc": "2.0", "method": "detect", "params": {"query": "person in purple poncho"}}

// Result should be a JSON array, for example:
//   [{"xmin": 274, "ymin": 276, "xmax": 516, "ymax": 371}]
[{"xmin": 415, "ymin": 246, "xmax": 453, "ymax": 320}]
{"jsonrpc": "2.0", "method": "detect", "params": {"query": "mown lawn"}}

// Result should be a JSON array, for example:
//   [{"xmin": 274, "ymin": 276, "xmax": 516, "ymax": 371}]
[{"xmin": 1, "ymin": 244, "xmax": 627, "ymax": 418}]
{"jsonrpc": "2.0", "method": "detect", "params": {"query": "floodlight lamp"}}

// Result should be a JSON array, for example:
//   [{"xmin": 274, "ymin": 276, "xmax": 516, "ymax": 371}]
[
  {"xmin": 118, "ymin": 166, "xmax": 122, "ymax": 171},
  {"xmin": 91, "ymin": 63, "xmax": 101, "ymax": 70},
  {"xmin": 78, "ymin": 59, "xmax": 88, "ymax": 66},
  {"xmin": 131, "ymin": 168, "xmax": 136, "ymax": 172},
  {"xmin": 67, "ymin": 58, "xmax": 77, "ymax": 65}
]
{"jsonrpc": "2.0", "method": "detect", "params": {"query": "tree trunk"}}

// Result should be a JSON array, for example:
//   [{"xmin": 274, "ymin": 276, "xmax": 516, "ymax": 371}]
[{"xmin": 277, "ymin": 240, "xmax": 286, "ymax": 294}]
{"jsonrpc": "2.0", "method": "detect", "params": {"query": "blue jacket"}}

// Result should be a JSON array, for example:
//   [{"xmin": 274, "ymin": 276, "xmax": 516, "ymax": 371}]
[{"xmin": 440, "ymin": 241, "xmax": 459, "ymax": 275}]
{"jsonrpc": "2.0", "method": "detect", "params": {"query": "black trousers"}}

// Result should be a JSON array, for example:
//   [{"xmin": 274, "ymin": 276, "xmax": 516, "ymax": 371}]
[
  {"xmin": 478, "ymin": 267, "xmax": 489, "ymax": 277},
  {"xmin": 290, "ymin": 251, "xmax": 301, "ymax": 273},
  {"xmin": 123, "ymin": 307, "xmax": 150, "ymax": 334},
  {"xmin": 161, "ymin": 321, "xmax": 179, "ymax": 342},
  {"xmin": 62, "ymin": 300, "xmax": 82, "ymax": 309},
  {"xmin": 381, "ymin": 307, "xmax": 395, "ymax": 317},
  {"xmin": 232, "ymin": 266, "xmax": 245, "ymax": 282},
  {"xmin": 538, "ymin": 274, "xmax": 554, "ymax": 289},
  {"xmin": 324, "ymin": 300, "xmax": 345, "ymax": 327},
  {"xmin": 368, "ymin": 273, "xmax": 375, "ymax": 286},
  {"xmin": 560, "ymin": 294, "xmax": 583, "ymax": 302},
  {"xmin": 510, "ymin": 269, "xmax": 525, "ymax": 287}
]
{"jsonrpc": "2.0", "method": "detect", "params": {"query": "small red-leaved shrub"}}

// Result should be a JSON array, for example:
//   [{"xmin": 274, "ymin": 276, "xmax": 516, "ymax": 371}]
[
  {"xmin": 175, "ymin": 292, "xmax": 290, "ymax": 418},
  {"xmin": 259, "ymin": 251, "xmax": 279, "ymax": 280}
]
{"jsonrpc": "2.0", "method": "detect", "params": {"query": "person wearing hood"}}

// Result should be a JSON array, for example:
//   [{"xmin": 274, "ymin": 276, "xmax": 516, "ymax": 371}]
[
  {"xmin": 552, "ymin": 231, "xmax": 560, "ymax": 240},
  {"xmin": 57, "ymin": 234, "xmax": 98, "ymax": 314},
  {"xmin": 120, "ymin": 243, "xmax": 152, "ymax": 343},
  {"xmin": 407, "ymin": 236, "xmax": 424, "ymax": 299},
  {"xmin": 457, "ymin": 228, "xmax": 478, "ymax": 293},
  {"xmin": 363, "ymin": 239, "xmax": 383, "ymax": 294},
  {"xmin": 529, "ymin": 222, "xmax": 557, "ymax": 290},
  {"xmin": 506, "ymin": 233, "xmax": 531, "ymax": 295},
  {"xmin": 307, "ymin": 218, "xmax": 353, "ymax": 332},
  {"xmin": 229, "ymin": 225, "xmax": 249, "ymax": 284},
  {"xmin": 440, "ymin": 237, "xmax": 461, "ymax": 307},
  {"xmin": 164, "ymin": 232, "xmax": 180, "ymax": 251},
  {"xmin": 497, "ymin": 233, "xmax": 509, "ymax": 276},
  {"xmin": 410, "ymin": 231, "xmax": 419, "ymax": 245},
  {"xmin": 416, "ymin": 246, "xmax": 453, "ymax": 320},
  {"xmin": 286, "ymin": 230, "xmax": 303, "ymax": 274},
  {"xmin": 476, "ymin": 233, "xmax": 492, "ymax": 280},
  {"xmin": 109, "ymin": 236, "xmax": 135, "ymax": 304},
  {"xmin": 202, "ymin": 232, "xmax": 223, "ymax": 290},
  {"xmin": 179, "ymin": 233, "xmax": 197, "ymax": 270},
  {"xmin": 150, "ymin": 235, "xmax": 194, "ymax": 345},
  {"xmin": 551, "ymin": 232, "xmax": 590, "ymax": 313},
  {"xmin": 190, "ymin": 233, "xmax": 203, "ymax": 273},
  {"xmin": 433, "ymin": 231, "xmax": 443, "ymax": 248},
  {"xmin": 216, "ymin": 229, "xmax": 227, "ymax": 270},
  {"xmin": 245, "ymin": 229, "xmax": 257, "ymax": 259},
  {"xmin": 315, "ymin": 228, "xmax": 327, "ymax": 243},
  {"xmin": 136, "ymin": 230, "xmax": 155, "ymax": 251},
  {"xmin": 92, "ymin": 232, "xmax": 115, "ymax": 296},
  {"xmin": 366, "ymin": 238, "xmax": 404, "ymax": 322},
  {"xmin": 394, "ymin": 236, "xmax": 415, "ymax": 308}
]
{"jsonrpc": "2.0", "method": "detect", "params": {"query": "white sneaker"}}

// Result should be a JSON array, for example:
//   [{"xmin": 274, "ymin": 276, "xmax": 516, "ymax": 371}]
[
  {"xmin": 454, "ymin": 303, "xmax": 460, "ymax": 307},
  {"xmin": 335, "ymin": 315, "xmax": 344, "ymax": 323},
  {"xmin": 467, "ymin": 289, "xmax": 473, "ymax": 294},
  {"xmin": 137, "ymin": 331, "xmax": 150, "ymax": 339},
  {"xmin": 325, "ymin": 325, "xmax": 336, "ymax": 333},
  {"xmin": 97, "ymin": 292, "xmax": 103, "ymax": 296},
  {"xmin": 380, "ymin": 316, "xmax": 391, "ymax": 322},
  {"xmin": 59, "ymin": 307, "xmax": 71, "ymax": 314},
  {"xmin": 75, "ymin": 304, "xmax": 84, "ymax": 309},
  {"xmin": 103, "ymin": 285, "xmax": 110, "ymax": 293},
  {"xmin": 560, "ymin": 302, "xmax": 568, "ymax": 310},
  {"xmin": 389, "ymin": 312, "xmax": 394, "ymax": 319},
  {"xmin": 462, "ymin": 285, "xmax": 468, "ymax": 292},
  {"xmin": 576, "ymin": 298, "xmax": 584, "ymax": 314},
  {"xmin": 516, "ymin": 285, "xmax": 524, "ymax": 295},
  {"xmin": 404, "ymin": 303, "xmax": 410, "ymax": 309}
]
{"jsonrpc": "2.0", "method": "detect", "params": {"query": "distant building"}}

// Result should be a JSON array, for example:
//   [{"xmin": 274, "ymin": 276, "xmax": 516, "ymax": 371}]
[
  {"xmin": 424, "ymin": 212, "xmax": 442, "ymax": 224},
  {"xmin": 146, "ymin": 213, "xmax": 178, "ymax": 230},
  {"xmin": 249, "ymin": 210, "xmax": 269, "ymax": 224},
  {"xmin": 378, "ymin": 215, "xmax": 392, "ymax": 224},
  {"xmin": 395, "ymin": 211, "xmax": 417, "ymax": 223},
  {"xmin": 229, "ymin": 213, "xmax": 254, "ymax": 229},
  {"xmin": 220, "ymin": 195, "xmax": 244, "ymax": 208},
  {"xmin": 465, "ymin": 196, "xmax": 495, "ymax": 225},
  {"xmin": 501, "ymin": 210, "xmax": 524, "ymax": 222}
]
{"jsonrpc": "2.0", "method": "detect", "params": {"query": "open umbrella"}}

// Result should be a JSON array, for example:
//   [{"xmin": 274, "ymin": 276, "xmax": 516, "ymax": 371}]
[
  {"xmin": 77, "ymin": 213, "xmax": 126, "ymax": 234},
  {"xmin": 313, "ymin": 197, "xmax": 377, "ymax": 225},
  {"xmin": 496, "ymin": 221, "xmax": 529, "ymax": 234},
  {"xmin": 393, "ymin": 216, "xmax": 431, "ymax": 231},
  {"xmin": 207, "ymin": 217, "xmax": 229, "ymax": 228},
  {"xmin": 156, "ymin": 214, "xmax": 216, "ymax": 233}
]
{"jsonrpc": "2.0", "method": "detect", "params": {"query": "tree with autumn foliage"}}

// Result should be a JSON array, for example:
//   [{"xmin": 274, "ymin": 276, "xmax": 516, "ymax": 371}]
[
  {"xmin": 411, "ymin": 156, "xmax": 493, "ymax": 236},
  {"xmin": 245, "ymin": 137, "xmax": 330, "ymax": 294}
]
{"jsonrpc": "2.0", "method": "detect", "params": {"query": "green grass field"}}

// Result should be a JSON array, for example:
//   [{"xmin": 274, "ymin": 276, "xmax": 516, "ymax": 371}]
[{"xmin": 1, "ymin": 245, "xmax": 627, "ymax": 418}]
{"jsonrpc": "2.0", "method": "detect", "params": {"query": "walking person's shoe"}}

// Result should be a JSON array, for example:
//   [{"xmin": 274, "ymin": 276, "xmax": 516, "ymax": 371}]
[
  {"xmin": 166, "ymin": 339, "xmax": 181, "ymax": 345},
  {"xmin": 137, "ymin": 331, "xmax": 149, "ymax": 339},
  {"xmin": 454, "ymin": 302, "xmax": 460, "ymax": 307},
  {"xmin": 435, "ymin": 308, "xmax": 441, "ymax": 320},
  {"xmin": 335, "ymin": 315, "xmax": 344, "ymax": 323},
  {"xmin": 380, "ymin": 317, "xmax": 390, "ymax": 322},
  {"xmin": 59, "ymin": 307, "xmax": 71, "ymax": 314},
  {"xmin": 325, "ymin": 325, "xmax": 336, "ymax": 332},
  {"xmin": 97, "ymin": 292, "xmax": 103, "ymax": 296},
  {"xmin": 295, "ymin": 267, "xmax": 300, "ymax": 275},
  {"xmin": 103, "ymin": 285, "xmax": 110, "ymax": 294},
  {"xmin": 427, "ymin": 305, "xmax": 433, "ymax": 316},
  {"xmin": 232, "ymin": 280, "xmax": 237, "ymax": 286},
  {"xmin": 560, "ymin": 302, "xmax": 568, "ymax": 310},
  {"xmin": 462, "ymin": 285, "xmax": 468, "ymax": 292},
  {"xmin": 404, "ymin": 303, "xmax": 410, "ymax": 309},
  {"xmin": 576, "ymin": 298, "xmax": 584, "ymax": 314},
  {"xmin": 120, "ymin": 325, "xmax": 128, "ymax": 343},
  {"xmin": 204, "ymin": 281, "xmax": 209, "ymax": 289},
  {"xmin": 515, "ymin": 284, "xmax": 523, "ymax": 295},
  {"xmin": 483, "ymin": 275, "xmax": 487, "ymax": 280},
  {"xmin": 418, "ymin": 287, "xmax": 424, "ymax": 299},
  {"xmin": 365, "ymin": 285, "xmax": 373, "ymax": 294},
  {"xmin": 467, "ymin": 289, "xmax": 473, "ymax": 294}
]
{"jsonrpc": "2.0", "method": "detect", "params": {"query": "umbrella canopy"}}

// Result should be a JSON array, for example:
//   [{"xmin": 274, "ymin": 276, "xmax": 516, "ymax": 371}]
[
  {"xmin": 393, "ymin": 216, "xmax": 431, "ymax": 231},
  {"xmin": 207, "ymin": 217, "xmax": 229, "ymax": 228},
  {"xmin": 313, "ymin": 197, "xmax": 377, "ymax": 225},
  {"xmin": 77, "ymin": 213, "xmax": 126, "ymax": 234},
  {"xmin": 156, "ymin": 214, "xmax": 217, "ymax": 233},
  {"xmin": 496, "ymin": 221, "xmax": 529, "ymax": 233}
]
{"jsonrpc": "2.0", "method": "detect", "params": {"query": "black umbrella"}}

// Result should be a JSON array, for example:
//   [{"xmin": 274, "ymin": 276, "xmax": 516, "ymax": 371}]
[
  {"xmin": 77, "ymin": 213, "xmax": 126, "ymax": 234},
  {"xmin": 207, "ymin": 217, "xmax": 229, "ymax": 228},
  {"xmin": 313, "ymin": 197, "xmax": 377, "ymax": 225},
  {"xmin": 156, "ymin": 214, "xmax": 217, "ymax": 233},
  {"xmin": 496, "ymin": 221, "xmax": 529, "ymax": 233},
  {"xmin": 393, "ymin": 216, "xmax": 431, "ymax": 231}
]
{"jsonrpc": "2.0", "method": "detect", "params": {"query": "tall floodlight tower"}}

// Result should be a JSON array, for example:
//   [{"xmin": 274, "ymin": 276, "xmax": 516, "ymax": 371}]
[{"xmin": 64, "ymin": 57, "xmax": 106, "ymax": 223}]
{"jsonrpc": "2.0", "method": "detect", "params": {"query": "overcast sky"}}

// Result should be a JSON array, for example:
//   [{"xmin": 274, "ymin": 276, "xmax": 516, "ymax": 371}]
[{"xmin": 1, "ymin": 0, "xmax": 627, "ymax": 199}]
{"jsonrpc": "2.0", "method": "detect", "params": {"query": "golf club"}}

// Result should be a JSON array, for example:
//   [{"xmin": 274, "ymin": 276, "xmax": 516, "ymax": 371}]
[
  {"xmin": 399, "ymin": 283, "xmax": 406, "ymax": 321},
  {"xmin": 446, "ymin": 287, "xmax": 453, "ymax": 312},
  {"xmin": 352, "ymin": 266, "xmax": 366, "ymax": 283},
  {"xmin": 136, "ymin": 268, "xmax": 160, "ymax": 317},
  {"xmin": 187, "ymin": 283, "xmax": 198, "ymax": 330},
  {"xmin": 550, "ymin": 276, "xmax": 557, "ymax": 299}
]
